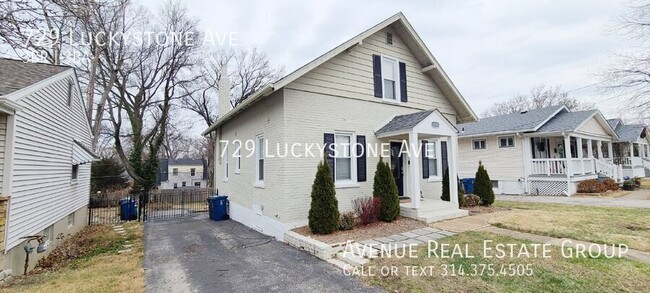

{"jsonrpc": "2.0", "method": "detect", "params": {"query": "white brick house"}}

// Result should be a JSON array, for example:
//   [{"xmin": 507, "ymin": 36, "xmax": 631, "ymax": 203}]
[{"xmin": 203, "ymin": 13, "xmax": 477, "ymax": 239}]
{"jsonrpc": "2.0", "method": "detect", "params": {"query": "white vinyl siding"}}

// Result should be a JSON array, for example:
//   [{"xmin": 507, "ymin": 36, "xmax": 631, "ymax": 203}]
[
  {"xmin": 0, "ymin": 115, "xmax": 7, "ymax": 194},
  {"xmin": 498, "ymin": 136, "xmax": 515, "ymax": 148},
  {"xmin": 5, "ymin": 74, "xmax": 93, "ymax": 250},
  {"xmin": 458, "ymin": 136, "xmax": 525, "ymax": 180}
]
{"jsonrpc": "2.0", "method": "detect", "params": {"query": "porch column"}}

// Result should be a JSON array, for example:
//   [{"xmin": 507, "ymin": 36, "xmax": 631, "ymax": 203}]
[
  {"xmin": 608, "ymin": 141, "xmax": 614, "ymax": 161},
  {"xmin": 408, "ymin": 131, "xmax": 421, "ymax": 209},
  {"xmin": 564, "ymin": 135, "xmax": 572, "ymax": 185},
  {"xmin": 597, "ymin": 141, "xmax": 603, "ymax": 160},
  {"xmin": 449, "ymin": 134, "xmax": 459, "ymax": 205},
  {"xmin": 587, "ymin": 139, "xmax": 593, "ymax": 158},
  {"xmin": 577, "ymin": 137, "xmax": 584, "ymax": 174}
]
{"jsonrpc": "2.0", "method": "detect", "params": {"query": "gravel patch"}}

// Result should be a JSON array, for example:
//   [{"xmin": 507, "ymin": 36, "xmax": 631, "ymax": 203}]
[{"xmin": 292, "ymin": 217, "xmax": 427, "ymax": 244}]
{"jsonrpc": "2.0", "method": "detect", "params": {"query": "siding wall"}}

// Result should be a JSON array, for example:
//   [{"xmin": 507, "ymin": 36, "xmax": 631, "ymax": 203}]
[
  {"xmin": 214, "ymin": 90, "xmax": 286, "ymax": 226},
  {"xmin": 5, "ymin": 75, "xmax": 93, "ymax": 250},
  {"xmin": 0, "ymin": 115, "xmax": 7, "ymax": 195},
  {"xmin": 458, "ymin": 135, "xmax": 525, "ymax": 180},
  {"xmin": 577, "ymin": 117, "xmax": 609, "ymax": 137}
]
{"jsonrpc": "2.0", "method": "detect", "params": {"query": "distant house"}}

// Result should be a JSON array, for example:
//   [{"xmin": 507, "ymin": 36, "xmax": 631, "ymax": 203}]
[
  {"xmin": 158, "ymin": 158, "xmax": 208, "ymax": 189},
  {"xmin": 607, "ymin": 118, "xmax": 650, "ymax": 178},
  {"xmin": 457, "ymin": 105, "xmax": 626, "ymax": 196},
  {"xmin": 0, "ymin": 58, "xmax": 96, "ymax": 275}
]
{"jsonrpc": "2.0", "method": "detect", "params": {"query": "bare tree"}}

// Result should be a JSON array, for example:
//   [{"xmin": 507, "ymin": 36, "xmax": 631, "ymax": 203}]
[
  {"xmin": 602, "ymin": 1, "xmax": 650, "ymax": 120},
  {"xmin": 106, "ymin": 0, "xmax": 200, "ymax": 192},
  {"xmin": 482, "ymin": 84, "xmax": 594, "ymax": 117}
]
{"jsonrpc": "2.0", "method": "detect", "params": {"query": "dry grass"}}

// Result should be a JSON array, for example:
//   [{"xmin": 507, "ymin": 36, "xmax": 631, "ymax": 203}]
[
  {"xmin": 3, "ymin": 222, "xmax": 144, "ymax": 293},
  {"xmin": 574, "ymin": 191, "xmax": 630, "ymax": 198},
  {"xmin": 462, "ymin": 205, "xmax": 510, "ymax": 215},
  {"xmin": 364, "ymin": 232, "xmax": 650, "ymax": 292},
  {"xmin": 293, "ymin": 217, "xmax": 427, "ymax": 244},
  {"xmin": 492, "ymin": 201, "xmax": 650, "ymax": 252}
]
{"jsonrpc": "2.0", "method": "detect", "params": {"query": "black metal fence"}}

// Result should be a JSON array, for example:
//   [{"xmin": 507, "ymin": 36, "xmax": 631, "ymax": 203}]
[{"xmin": 88, "ymin": 188, "xmax": 214, "ymax": 225}]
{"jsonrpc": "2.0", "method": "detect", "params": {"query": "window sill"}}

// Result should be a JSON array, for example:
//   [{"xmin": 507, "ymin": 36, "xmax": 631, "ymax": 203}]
[
  {"xmin": 235, "ymin": 170, "xmax": 241, "ymax": 175},
  {"xmin": 70, "ymin": 179, "xmax": 78, "ymax": 185},
  {"xmin": 427, "ymin": 177, "xmax": 442, "ymax": 183},
  {"xmin": 254, "ymin": 182, "xmax": 265, "ymax": 189},
  {"xmin": 381, "ymin": 98, "xmax": 401, "ymax": 104},
  {"xmin": 335, "ymin": 182, "xmax": 360, "ymax": 189},
  {"xmin": 222, "ymin": 178, "xmax": 229, "ymax": 183}
]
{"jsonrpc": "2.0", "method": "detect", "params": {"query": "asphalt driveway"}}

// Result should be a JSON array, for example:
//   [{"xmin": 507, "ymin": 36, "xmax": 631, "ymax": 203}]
[{"xmin": 144, "ymin": 215, "xmax": 380, "ymax": 293}]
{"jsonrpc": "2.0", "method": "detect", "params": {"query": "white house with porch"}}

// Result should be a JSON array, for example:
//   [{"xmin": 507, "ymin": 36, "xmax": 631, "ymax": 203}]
[
  {"xmin": 607, "ymin": 118, "xmax": 650, "ymax": 178},
  {"xmin": 202, "ymin": 13, "xmax": 475, "ymax": 239},
  {"xmin": 457, "ymin": 105, "xmax": 623, "ymax": 196}
]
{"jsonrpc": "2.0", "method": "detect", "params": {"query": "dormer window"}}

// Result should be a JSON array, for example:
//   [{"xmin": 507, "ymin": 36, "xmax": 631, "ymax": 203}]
[{"xmin": 386, "ymin": 32, "xmax": 393, "ymax": 45}]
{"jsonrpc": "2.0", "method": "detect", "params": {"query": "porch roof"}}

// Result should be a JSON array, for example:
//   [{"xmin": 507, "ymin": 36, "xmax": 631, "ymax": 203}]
[
  {"xmin": 375, "ymin": 109, "xmax": 458, "ymax": 138},
  {"xmin": 613, "ymin": 124, "xmax": 647, "ymax": 141},
  {"xmin": 376, "ymin": 110, "xmax": 433, "ymax": 134},
  {"xmin": 458, "ymin": 105, "xmax": 565, "ymax": 137}
]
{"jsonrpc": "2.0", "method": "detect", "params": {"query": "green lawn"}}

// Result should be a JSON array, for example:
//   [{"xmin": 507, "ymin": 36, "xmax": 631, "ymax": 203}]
[
  {"xmin": 491, "ymin": 201, "xmax": 650, "ymax": 252},
  {"xmin": 363, "ymin": 232, "xmax": 650, "ymax": 292}
]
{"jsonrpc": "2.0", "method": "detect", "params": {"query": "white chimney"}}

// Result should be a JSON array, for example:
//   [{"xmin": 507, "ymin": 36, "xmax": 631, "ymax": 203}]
[{"xmin": 218, "ymin": 63, "xmax": 231, "ymax": 120}]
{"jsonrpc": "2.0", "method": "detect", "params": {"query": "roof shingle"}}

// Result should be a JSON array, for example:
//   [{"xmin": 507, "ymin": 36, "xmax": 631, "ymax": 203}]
[
  {"xmin": 458, "ymin": 105, "xmax": 564, "ymax": 136},
  {"xmin": 376, "ymin": 110, "xmax": 433, "ymax": 135},
  {"xmin": 0, "ymin": 58, "xmax": 71, "ymax": 96}
]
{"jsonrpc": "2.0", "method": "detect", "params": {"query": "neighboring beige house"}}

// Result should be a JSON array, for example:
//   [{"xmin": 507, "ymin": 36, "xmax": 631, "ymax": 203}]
[
  {"xmin": 0, "ymin": 58, "xmax": 95, "ymax": 276},
  {"xmin": 158, "ymin": 158, "xmax": 208, "ymax": 189},
  {"xmin": 607, "ymin": 119, "xmax": 650, "ymax": 178},
  {"xmin": 203, "ymin": 13, "xmax": 478, "ymax": 239},
  {"xmin": 457, "ymin": 105, "xmax": 625, "ymax": 196}
]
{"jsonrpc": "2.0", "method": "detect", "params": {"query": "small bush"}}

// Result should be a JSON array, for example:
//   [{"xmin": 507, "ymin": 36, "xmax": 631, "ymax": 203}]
[
  {"xmin": 463, "ymin": 194, "xmax": 481, "ymax": 207},
  {"xmin": 474, "ymin": 161, "xmax": 495, "ymax": 206},
  {"xmin": 577, "ymin": 178, "xmax": 620, "ymax": 193},
  {"xmin": 308, "ymin": 159, "xmax": 339, "ymax": 234},
  {"xmin": 353, "ymin": 196, "xmax": 381, "ymax": 225},
  {"xmin": 373, "ymin": 157, "xmax": 400, "ymax": 222},
  {"xmin": 339, "ymin": 211, "xmax": 356, "ymax": 231}
]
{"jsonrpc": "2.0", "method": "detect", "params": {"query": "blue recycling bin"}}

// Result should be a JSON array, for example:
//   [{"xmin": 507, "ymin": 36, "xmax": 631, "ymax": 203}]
[
  {"xmin": 208, "ymin": 195, "xmax": 229, "ymax": 221},
  {"xmin": 461, "ymin": 178, "xmax": 475, "ymax": 194},
  {"xmin": 119, "ymin": 198, "xmax": 138, "ymax": 221}
]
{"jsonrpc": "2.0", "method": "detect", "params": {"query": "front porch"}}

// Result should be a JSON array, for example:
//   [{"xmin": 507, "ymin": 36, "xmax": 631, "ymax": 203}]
[{"xmin": 375, "ymin": 109, "xmax": 466, "ymax": 222}]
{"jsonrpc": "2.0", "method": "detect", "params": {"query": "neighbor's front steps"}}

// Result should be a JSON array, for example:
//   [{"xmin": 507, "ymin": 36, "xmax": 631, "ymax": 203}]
[{"xmin": 329, "ymin": 227, "xmax": 457, "ymax": 269}]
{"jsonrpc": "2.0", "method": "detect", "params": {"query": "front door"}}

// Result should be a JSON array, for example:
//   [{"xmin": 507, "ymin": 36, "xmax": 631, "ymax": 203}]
[{"xmin": 390, "ymin": 142, "xmax": 404, "ymax": 197}]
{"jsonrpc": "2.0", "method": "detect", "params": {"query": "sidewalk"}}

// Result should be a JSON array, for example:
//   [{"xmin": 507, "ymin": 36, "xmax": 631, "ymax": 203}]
[{"xmin": 432, "ymin": 212, "xmax": 650, "ymax": 264}]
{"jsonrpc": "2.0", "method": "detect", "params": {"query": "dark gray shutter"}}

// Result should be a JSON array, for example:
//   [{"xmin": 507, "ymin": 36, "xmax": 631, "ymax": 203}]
[
  {"xmin": 441, "ymin": 141, "xmax": 448, "ymax": 173},
  {"xmin": 372, "ymin": 55, "xmax": 382, "ymax": 98},
  {"xmin": 422, "ymin": 140, "xmax": 429, "ymax": 179},
  {"xmin": 324, "ymin": 133, "xmax": 335, "ymax": 180},
  {"xmin": 356, "ymin": 135, "xmax": 366, "ymax": 182},
  {"xmin": 399, "ymin": 62, "xmax": 407, "ymax": 102}
]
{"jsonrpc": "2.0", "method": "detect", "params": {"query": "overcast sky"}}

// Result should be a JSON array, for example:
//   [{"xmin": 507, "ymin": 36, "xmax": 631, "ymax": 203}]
[{"xmin": 147, "ymin": 0, "xmax": 633, "ymax": 122}]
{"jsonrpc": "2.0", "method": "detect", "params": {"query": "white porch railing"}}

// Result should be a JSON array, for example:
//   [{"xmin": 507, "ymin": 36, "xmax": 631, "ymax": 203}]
[
  {"xmin": 614, "ymin": 156, "xmax": 644, "ymax": 166},
  {"xmin": 595, "ymin": 159, "xmax": 624, "ymax": 182},
  {"xmin": 530, "ymin": 158, "xmax": 595, "ymax": 176}
]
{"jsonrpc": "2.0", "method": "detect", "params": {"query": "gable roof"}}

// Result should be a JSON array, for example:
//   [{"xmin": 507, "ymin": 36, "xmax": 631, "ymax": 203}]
[
  {"xmin": 202, "ymin": 12, "xmax": 478, "ymax": 136},
  {"xmin": 458, "ymin": 105, "xmax": 566, "ymax": 137},
  {"xmin": 607, "ymin": 118, "xmax": 622, "ymax": 129},
  {"xmin": 536, "ymin": 110, "xmax": 596, "ymax": 133},
  {"xmin": 0, "ymin": 58, "xmax": 71, "ymax": 96},
  {"xmin": 168, "ymin": 158, "xmax": 204, "ymax": 166},
  {"xmin": 376, "ymin": 110, "xmax": 433, "ymax": 135},
  {"xmin": 613, "ymin": 123, "xmax": 647, "ymax": 141}
]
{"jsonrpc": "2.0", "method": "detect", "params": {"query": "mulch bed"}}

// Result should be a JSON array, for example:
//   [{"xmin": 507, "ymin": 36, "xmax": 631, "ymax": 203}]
[{"xmin": 292, "ymin": 217, "xmax": 427, "ymax": 244}]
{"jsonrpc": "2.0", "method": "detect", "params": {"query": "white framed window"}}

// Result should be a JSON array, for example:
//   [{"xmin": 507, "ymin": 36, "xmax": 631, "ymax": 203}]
[
  {"xmin": 71, "ymin": 164, "xmax": 79, "ymax": 180},
  {"xmin": 426, "ymin": 141, "xmax": 440, "ymax": 178},
  {"xmin": 194, "ymin": 182, "xmax": 201, "ymax": 187},
  {"xmin": 498, "ymin": 136, "xmax": 515, "ymax": 148},
  {"xmin": 234, "ymin": 141, "xmax": 241, "ymax": 174},
  {"xmin": 491, "ymin": 180, "xmax": 499, "ymax": 189},
  {"xmin": 255, "ymin": 135, "xmax": 264, "ymax": 185},
  {"xmin": 381, "ymin": 56, "xmax": 399, "ymax": 101},
  {"xmin": 472, "ymin": 139, "xmax": 487, "ymax": 150},
  {"xmin": 172, "ymin": 168, "xmax": 178, "ymax": 175},
  {"xmin": 173, "ymin": 183, "xmax": 178, "ymax": 189},
  {"xmin": 67, "ymin": 212, "xmax": 75, "ymax": 228},
  {"xmin": 223, "ymin": 144, "xmax": 229, "ymax": 181},
  {"xmin": 190, "ymin": 168, "xmax": 196, "ymax": 176},
  {"xmin": 43, "ymin": 225, "xmax": 54, "ymax": 242},
  {"xmin": 334, "ymin": 133, "xmax": 356, "ymax": 183},
  {"xmin": 182, "ymin": 181, "xmax": 186, "ymax": 187}
]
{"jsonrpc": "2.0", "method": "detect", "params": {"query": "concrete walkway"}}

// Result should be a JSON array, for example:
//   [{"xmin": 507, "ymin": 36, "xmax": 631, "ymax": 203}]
[
  {"xmin": 432, "ymin": 212, "xmax": 650, "ymax": 264},
  {"xmin": 497, "ymin": 194, "xmax": 650, "ymax": 209}
]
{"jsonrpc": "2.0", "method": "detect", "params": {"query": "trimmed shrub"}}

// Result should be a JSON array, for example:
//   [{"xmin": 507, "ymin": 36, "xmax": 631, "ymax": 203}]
[
  {"xmin": 458, "ymin": 188, "xmax": 465, "ymax": 208},
  {"xmin": 373, "ymin": 157, "xmax": 400, "ymax": 222},
  {"xmin": 339, "ymin": 211, "xmax": 356, "ymax": 231},
  {"xmin": 353, "ymin": 196, "xmax": 381, "ymax": 225},
  {"xmin": 603, "ymin": 178, "xmax": 619, "ymax": 191},
  {"xmin": 577, "ymin": 178, "xmax": 620, "ymax": 193},
  {"xmin": 474, "ymin": 161, "xmax": 495, "ymax": 206},
  {"xmin": 441, "ymin": 168, "xmax": 450, "ymax": 201},
  {"xmin": 463, "ymin": 194, "xmax": 481, "ymax": 207},
  {"xmin": 308, "ymin": 159, "xmax": 339, "ymax": 234}
]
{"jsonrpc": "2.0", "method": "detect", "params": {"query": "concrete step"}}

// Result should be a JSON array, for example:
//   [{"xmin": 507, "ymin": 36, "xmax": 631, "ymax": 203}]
[
  {"xmin": 327, "ymin": 258, "xmax": 350, "ymax": 270},
  {"xmin": 418, "ymin": 209, "xmax": 469, "ymax": 224},
  {"xmin": 336, "ymin": 252, "xmax": 369, "ymax": 267},
  {"xmin": 347, "ymin": 242, "xmax": 380, "ymax": 258}
]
